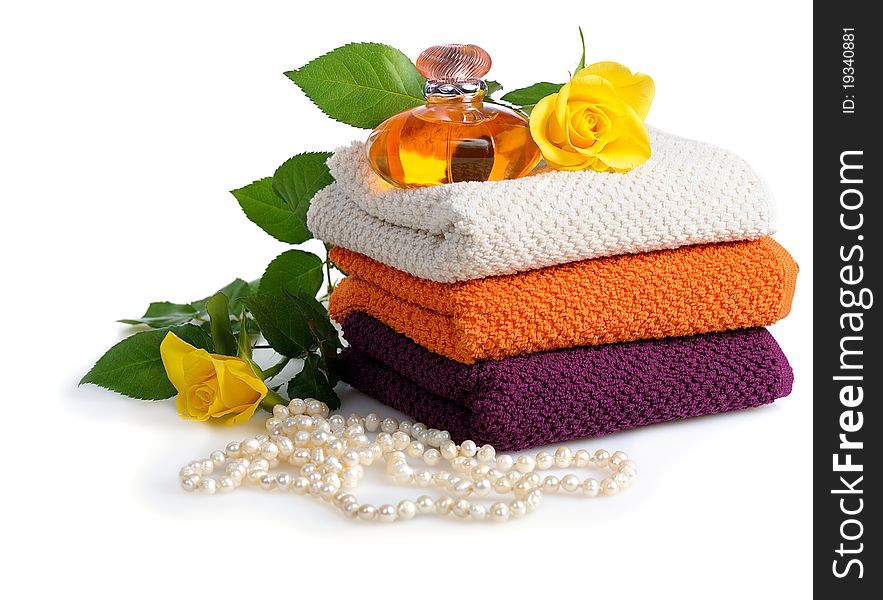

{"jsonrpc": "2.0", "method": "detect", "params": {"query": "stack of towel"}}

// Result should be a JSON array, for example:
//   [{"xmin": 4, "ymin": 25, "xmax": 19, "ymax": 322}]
[{"xmin": 308, "ymin": 129, "xmax": 798, "ymax": 450}]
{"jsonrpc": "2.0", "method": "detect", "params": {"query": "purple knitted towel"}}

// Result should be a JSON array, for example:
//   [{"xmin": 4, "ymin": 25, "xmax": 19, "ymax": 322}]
[{"xmin": 335, "ymin": 313, "xmax": 794, "ymax": 451}]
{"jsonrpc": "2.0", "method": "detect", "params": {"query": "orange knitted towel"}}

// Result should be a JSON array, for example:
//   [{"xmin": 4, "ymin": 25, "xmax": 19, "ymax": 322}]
[{"xmin": 329, "ymin": 238, "xmax": 798, "ymax": 364}]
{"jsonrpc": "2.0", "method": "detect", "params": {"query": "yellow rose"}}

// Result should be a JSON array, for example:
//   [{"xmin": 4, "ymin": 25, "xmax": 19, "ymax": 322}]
[
  {"xmin": 529, "ymin": 62, "xmax": 655, "ymax": 172},
  {"xmin": 160, "ymin": 332, "xmax": 268, "ymax": 425}
]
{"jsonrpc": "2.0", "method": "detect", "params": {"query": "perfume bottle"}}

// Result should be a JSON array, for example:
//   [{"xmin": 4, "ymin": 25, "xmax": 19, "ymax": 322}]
[{"xmin": 366, "ymin": 44, "xmax": 541, "ymax": 188}]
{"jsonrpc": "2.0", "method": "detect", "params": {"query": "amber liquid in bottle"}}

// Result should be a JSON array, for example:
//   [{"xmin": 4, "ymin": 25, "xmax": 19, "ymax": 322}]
[
  {"xmin": 365, "ymin": 44, "xmax": 540, "ymax": 188},
  {"xmin": 368, "ymin": 91, "xmax": 540, "ymax": 187},
  {"xmin": 367, "ymin": 92, "xmax": 541, "ymax": 188}
]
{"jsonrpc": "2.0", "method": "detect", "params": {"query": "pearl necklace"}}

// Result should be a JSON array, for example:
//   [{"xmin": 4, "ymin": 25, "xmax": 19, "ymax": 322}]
[{"xmin": 179, "ymin": 398, "xmax": 637, "ymax": 522}]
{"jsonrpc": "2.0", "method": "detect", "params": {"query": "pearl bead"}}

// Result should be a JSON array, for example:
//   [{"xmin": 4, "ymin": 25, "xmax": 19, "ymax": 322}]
[
  {"xmin": 473, "ymin": 478, "xmax": 492, "ymax": 496},
  {"xmin": 416, "ymin": 495, "xmax": 435, "ymax": 514},
  {"xmin": 407, "ymin": 440, "xmax": 425, "ymax": 458},
  {"xmin": 490, "ymin": 502, "xmax": 509, "ymax": 522},
  {"xmin": 378, "ymin": 504, "xmax": 397, "ymax": 523},
  {"xmin": 514, "ymin": 455, "xmax": 535, "ymax": 474},
  {"xmin": 452, "ymin": 479, "xmax": 473, "ymax": 498},
  {"xmin": 413, "ymin": 469, "xmax": 433, "ymax": 487},
  {"xmin": 525, "ymin": 490, "xmax": 543, "ymax": 511},
  {"xmin": 469, "ymin": 503, "xmax": 488, "ymax": 520},
  {"xmin": 199, "ymin": 478, "xmax": 217, "ymax": 494},
  {"xmin": 459, "ymin": 440, "xmax": 477, "ymax": 458},
  {"xmin": 423, "ymin": 449, "xmax": 441, "ymax": 466},
  {"xmin": 601, "ymin": 478, "xmax": 620, "ymax": 496},
  {"xmin": 276, "ymin": 437, "xmax": 294, "ymax": 458},
  {"xmin": 359, "ymin": 413, "xmax": 377, "ymax": 432},
  {"xmin": 477, "ymin": 444, "xmax": 495, "ymax": 462},
  {"xmin": 397, "ymin": 500, "xmax": 417, "ymax": 520},
  {"xmin": 291, "ymin": 477, "xmax": 309, "ymax": 494},
  {"xmin": 357, "ymin": 504, "xmax": 377, "ymax": 520},
  {"xmin": 439, "ymin": 440, "xmax": 458, "ymax": 460},
  {"xmin": 610, "ymin": 450, "xmax": 628, "ymax": 467},
  {"xmin": 177, "ymin": 399, "xmax": 635, "ymax": 524},
  {"xmin": 554, "ymin": 447, "xmax": 574, "ymax": 468},
  {"xmin": 224, "ymin": 442, "xmax": 241, "ymax": 458},
  {"xmin": 560, "ymin": 474, "xmax": 581, "ymax": 493},
  {"xmin": 542, "ymin": 475, "xmax": 560, "ymax": 494},
  {"xmin": 620, "ymin": 459, "xmax": 637, "ymax": 471},
  {"xmin": 453, "ymin": 499, "xmax": 471, "ymax": 518},
  {"xmin": 523, "ymin": 472, "xmax": 541, "ymax": 487},
  {"xmin": 535, "ymin": 451, "xmax": 554, "ymax": 470},
  {"xmin": 290, "ymin": 448, "xmax": 310, "ymax": 466},
  {"xmin": 435, "ymin": 495, "xmax": 454, "ymax": 515},
  {"xmin": 293, "ymin": 431, "xmax": 310, "ymax": 447},
  {"xmin": 260, "ymin": 442, "xmax": 279, "ymax": 460},
  {"xmin": 241, "ymin": 438, "xmax": 260, "ymax": 455},
  {"xmin": 509, "ymin": 500, "xmax": 527, "ymax": 518},
  {"xmin": 181, "ymin": 476, "xmax": 200, "ymax": 492},
  {"xmin": 614, "ymin": 472, "xmax": 632, "ymax": 487},
  {"xmin": 493, "ymin": 478, "xmax": 513, "ymax": 494},
  {"xmin": 495, "ymin": 454, "xmax": 514, "ymax": 472},
  {"xmin": 593, "ymin": 449, "xmax": 610, "ymax": 467},
  {"xmin": 328, "ymin": 414, "xmax": 346, "ymax": 433},
  {"xmin": 513, "ymin": 480, "xmax": 533, "ymax": 499}
]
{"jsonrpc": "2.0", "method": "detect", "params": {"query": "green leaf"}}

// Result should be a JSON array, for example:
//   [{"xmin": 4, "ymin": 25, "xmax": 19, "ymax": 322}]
[
  {"xmin": 243, "ymin": 293, "xmax": 316, "ymax": 358},
  {"xmin": 215, "ymin": 279, "xmax": 253, "ymax": 314},
  {"xmin": 575, "ymin": 26, "xmax": 586, "ymax": 73},
  {"xmin": 79, "ymin": 324, "xmax": 212, "ymax": 400},
  {"xmin": 272, "ymin": 152, "xmax": 333, "ymax": 244},
  {"xmin": 119, "ymin": 302, "xmax": 198, "ymax": 329},
  {"xmin": 485, "ymin": 80, "xmax": 503, "ymax": 97},
  {"xmin": 282, "ymin": 290, "xmax": 341, "ymax": 352},
  {"xmin": 282, "ymin": 290, "xmax": 342, "ymax": 385},
  {"xmin": 500, "ymin": 82, "xmax": 564, "ymax": 114},
  {"xmin": 237, "ymin": 307, "xmax": 252, "ymax": 361},
  {"xmin": 285, "ymin": 43, "xmax": 426, "ymax": 129},
  {"xmin": 206, "ymin": 292, "xmax": 237, "ymax": 356},
  {"xmin": 287, "ymin": 354, "xmax": 341, "ymax": 410},
  {"xmin": 259, "ymin": 249, "xmax": 324, "ymax": 299},
  {"xmin": 231, "ymin": 178, "xmax": 305, "ymax": 244}
]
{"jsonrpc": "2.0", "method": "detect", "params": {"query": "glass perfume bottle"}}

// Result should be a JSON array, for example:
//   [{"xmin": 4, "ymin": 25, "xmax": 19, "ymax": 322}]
[{"xmin": 366, "ymin": 44, "xmax": 541, "ymax": 188}]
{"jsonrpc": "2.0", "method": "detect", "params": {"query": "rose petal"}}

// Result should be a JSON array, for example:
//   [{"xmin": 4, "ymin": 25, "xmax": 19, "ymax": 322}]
[
  {"xmin": 579, "ymin": 62, "xmax": 655, "ymax": 120},
  {"xmin": 159, "ymin": 332, "xmax": 197, "ymax": 392},
  {"xmin": 212, "ymin": 359, "xmax": 267, "ymax": 414},
  {"xmin": 530, "ymin": 95, "xmax": 593, "ymax": 169},
  {"xmin": 596, "ymin": 107, "xmax": 652, "ymax": 170}
]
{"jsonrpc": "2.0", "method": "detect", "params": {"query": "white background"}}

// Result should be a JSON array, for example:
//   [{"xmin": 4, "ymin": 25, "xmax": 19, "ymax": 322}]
[{"xmin": 2, "ymin": 1, "xmax": 812, "ymax": 598}]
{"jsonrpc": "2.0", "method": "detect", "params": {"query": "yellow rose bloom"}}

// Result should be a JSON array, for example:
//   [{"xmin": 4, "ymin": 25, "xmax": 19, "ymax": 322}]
[
  {"xmin": 529, "ymin": 62, "xmax": 655, "ymax": 172},
  {"xmin": 160, "ymin": 332, "xmax": 268, "ymax": 425}
]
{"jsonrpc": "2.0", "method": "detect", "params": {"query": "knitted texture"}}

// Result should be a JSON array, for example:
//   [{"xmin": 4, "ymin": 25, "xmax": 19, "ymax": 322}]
[
  {"xmin": 335, "ymin": 313, "xmax": 794, "ymax": 450},
  {"xmin": 308, "ymin": 128, "xmax": 775, "ymax": 283},
  {"xmin": 328, "ymin": 238, "xmax": 798, "ymax": 364}
]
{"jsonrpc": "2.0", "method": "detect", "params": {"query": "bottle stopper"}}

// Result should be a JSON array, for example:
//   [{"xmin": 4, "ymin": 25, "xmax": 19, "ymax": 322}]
[{"xmin": 416, "ymin": 44, "xmax": 492, "ymax": 84}]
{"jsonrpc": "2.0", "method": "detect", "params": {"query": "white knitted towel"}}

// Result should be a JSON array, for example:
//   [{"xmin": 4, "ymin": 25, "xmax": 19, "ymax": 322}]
[{"xmin": 307, "ymin": 128, "xmax": 775, "ymax": 283}]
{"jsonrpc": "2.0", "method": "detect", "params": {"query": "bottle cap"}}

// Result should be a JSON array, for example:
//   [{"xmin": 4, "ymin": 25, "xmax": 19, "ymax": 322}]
[{"xmin": 416, "ymin": 44, "xmax": 492, "ymax": 84}]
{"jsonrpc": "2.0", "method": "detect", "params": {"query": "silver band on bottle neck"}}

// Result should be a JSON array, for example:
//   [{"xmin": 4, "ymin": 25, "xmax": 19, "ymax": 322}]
[{"xmin": 424, "ymin": 80, "xmax": 488, "ymax": 99}]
